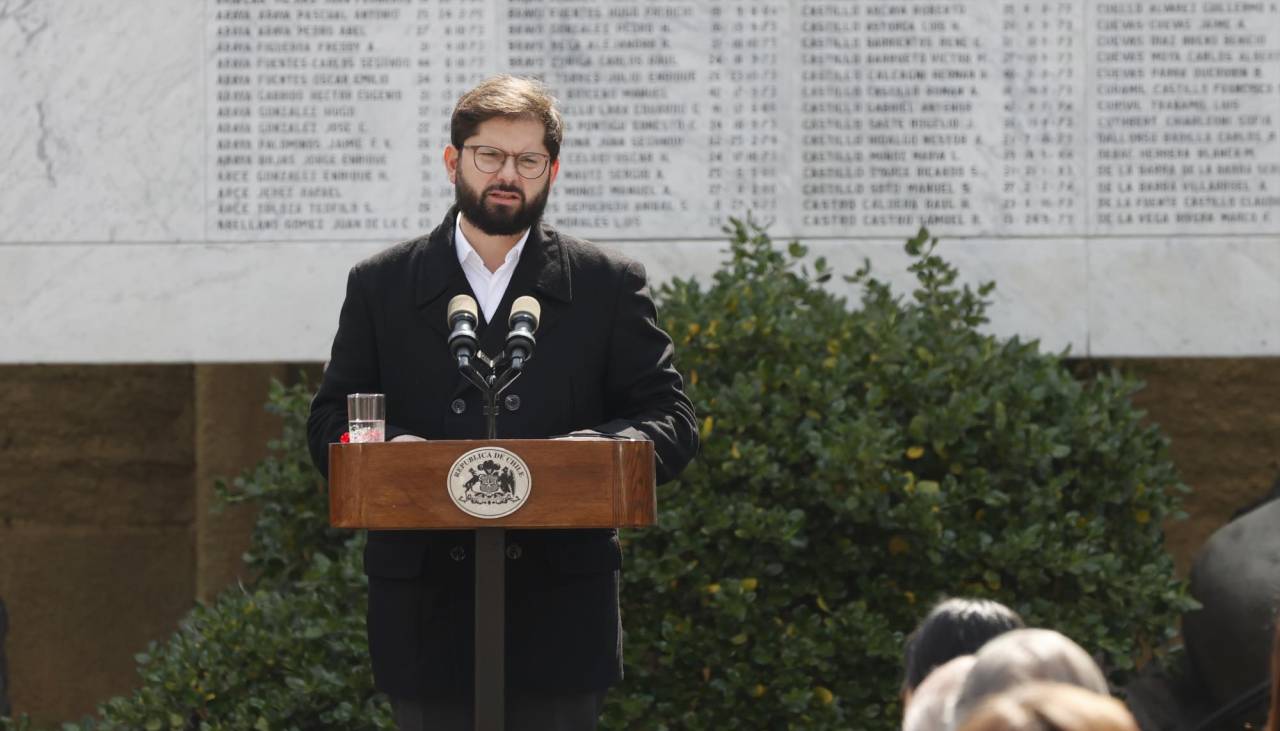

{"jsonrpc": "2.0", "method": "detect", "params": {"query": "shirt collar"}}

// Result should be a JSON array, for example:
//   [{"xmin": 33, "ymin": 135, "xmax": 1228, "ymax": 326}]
[{"xmin": 454, "ymin": 212, "xmax": 530, "ymax": 271}]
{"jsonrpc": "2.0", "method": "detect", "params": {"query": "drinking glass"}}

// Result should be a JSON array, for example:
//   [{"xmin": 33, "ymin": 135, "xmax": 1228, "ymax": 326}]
[{"xmin": 347, "ymin": 393, "xmax": 385, "ymax": 443}]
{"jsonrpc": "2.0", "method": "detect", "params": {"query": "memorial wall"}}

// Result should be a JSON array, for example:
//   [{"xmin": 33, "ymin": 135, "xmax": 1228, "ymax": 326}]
[{"xmin": 2, "ymin": 0, "xmax": 1278, "ymax": 360}]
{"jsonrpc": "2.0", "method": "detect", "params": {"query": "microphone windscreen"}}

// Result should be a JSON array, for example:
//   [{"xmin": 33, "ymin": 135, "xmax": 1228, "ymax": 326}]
[
  {"xmin": 509, "ymin": 296, "xmax": 541, "ymax": 329},
  {"xmin": 447, "ymin": 294, "xmax": 479, "ymax": 324}
]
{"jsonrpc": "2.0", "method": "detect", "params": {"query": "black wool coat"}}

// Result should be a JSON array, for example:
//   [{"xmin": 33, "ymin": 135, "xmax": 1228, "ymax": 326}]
[{"xmin": 307, "ymin": 208, "xmax": 698, "ymax": 698}]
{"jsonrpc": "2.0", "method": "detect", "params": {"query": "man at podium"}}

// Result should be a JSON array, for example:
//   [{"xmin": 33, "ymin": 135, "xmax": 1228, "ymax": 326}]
[{"xmin": 307, "ymin": 75, "xmax": 698, "ymax": 730}]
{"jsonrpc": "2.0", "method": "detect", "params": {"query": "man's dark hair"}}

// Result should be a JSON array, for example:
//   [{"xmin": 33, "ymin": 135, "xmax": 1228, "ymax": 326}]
[
  {"xmin": 902, "ymin": 597, "xmax": 1025, "ymax": 692},
  {"xmin": 450, "ymin": 75, "xmax": 564, "ymax": 161}
]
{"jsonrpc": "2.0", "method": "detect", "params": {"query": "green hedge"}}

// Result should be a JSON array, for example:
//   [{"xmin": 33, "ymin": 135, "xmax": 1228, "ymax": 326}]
[
  {"xmin": 2, "ymin": 223, "xmax": 1192, "ymax": 730},
  {"xmin": 606, "ymin": 222, "xmax": 1193, "ymax": 729},
  {"xmin": 83, "ymin": 549, "xmax": 383, "ymax": 731}
]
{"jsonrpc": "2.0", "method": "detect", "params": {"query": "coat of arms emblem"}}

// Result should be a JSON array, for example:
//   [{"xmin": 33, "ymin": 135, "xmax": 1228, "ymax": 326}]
[{"xmin": 447, "ymin": 447, "xmax": 532, "ymax": 518}]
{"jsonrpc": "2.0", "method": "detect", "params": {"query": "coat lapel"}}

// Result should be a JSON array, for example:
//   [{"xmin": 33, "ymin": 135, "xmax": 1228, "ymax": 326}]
[
  {"xmin": 414, "ymin": 210, "xmax": 573, "ymax": 396},
  {"xmin": 477, "ymin": 220, "xmax": 573, "ymax": 359},
  {"xmin": 413, "ymin": 208, "xmax": 473, "ymax": 341}
]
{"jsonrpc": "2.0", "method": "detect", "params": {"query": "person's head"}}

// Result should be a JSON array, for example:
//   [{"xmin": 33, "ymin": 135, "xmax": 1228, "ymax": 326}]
[
  {"xmin": 445, "ymin": 75, "xmax": 563, "ymax": 236},
  {"xmin": 903, "ymin": 655, "xmax": 977, "ymax": 731},
  {"xmin": 950, "ymin": 629, "xmax": 1109, "ymax": 731},
  {"xmin": 903, "ymin": 598, "xmax": 1026, "ymax": 699},
  {"xmin": 957, "ymin": 682, "xmax": 1139, "ymax": 731}
]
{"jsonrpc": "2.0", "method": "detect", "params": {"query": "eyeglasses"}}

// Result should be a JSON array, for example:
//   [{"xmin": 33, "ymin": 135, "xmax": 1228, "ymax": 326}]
[{"xmin": 462, "ymin": 144, "xmax": 551, "ymax": 179}]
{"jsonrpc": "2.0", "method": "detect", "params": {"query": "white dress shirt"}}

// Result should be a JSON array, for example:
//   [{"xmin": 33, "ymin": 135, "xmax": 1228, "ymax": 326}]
[{"xmin": 454, "ymin": 213, "xmax": 530, "ymax": 323}]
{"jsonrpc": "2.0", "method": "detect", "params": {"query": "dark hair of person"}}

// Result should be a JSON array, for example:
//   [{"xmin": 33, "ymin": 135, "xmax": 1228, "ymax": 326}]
[
  {"xmin": 450, "ymin": 75, "xmax": 564, "ymax": 161},
  {"xmin": 903, "ymin": 597, "xmax": 1026, "ymax": 691}
]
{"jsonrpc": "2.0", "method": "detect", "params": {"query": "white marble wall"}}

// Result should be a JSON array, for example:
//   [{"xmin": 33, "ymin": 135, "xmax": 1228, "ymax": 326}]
[
  {"xmin": 1, "ymin": 1, "xmax": 1277, "ymax": 362},
  {"xmin": 2, "ymin": 236, "xmax": 1273, "ymax": 362},
  {"xmin": 0, "ymin": 1, "xmax": 204, "ymax": 244}
]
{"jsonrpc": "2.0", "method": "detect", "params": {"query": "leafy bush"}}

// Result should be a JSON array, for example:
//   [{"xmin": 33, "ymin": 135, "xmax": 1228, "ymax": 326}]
[
  {"xmin": 75, "ymin": 547, "xmax": 383, "ymax": 731},
  {"xmin": 214, "ymin": 380, "xmax": 352, "ymax": 590},
  {"xmin": 603, "ymin": 222, "xmax": 1193, "ymax": 730},
  {"xmin": 2, "ymin": 224, "xmax": 1192, "ymax": 731}
]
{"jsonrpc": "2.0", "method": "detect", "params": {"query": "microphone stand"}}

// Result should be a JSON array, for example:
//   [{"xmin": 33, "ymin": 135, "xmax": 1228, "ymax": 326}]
[
  {"xmin": 457, "ymin": 357, "xmax": 524, "ymax": 441},
  {"xmin": 456, "ymin": 354, "xmax": 524, "ymax": 731}
]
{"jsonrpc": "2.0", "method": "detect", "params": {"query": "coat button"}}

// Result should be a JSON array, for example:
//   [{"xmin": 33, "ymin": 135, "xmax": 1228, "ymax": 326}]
[
  {"xmin": 449, "ymin": 545, "xmax": 466, "ymax": 562},
  {"xmin": 503, "ymin": 394, "xmax": 521, "ymax": 412},
  {"xmin": 505, "ymin": 543, "xmax": 523, "ymax": 560},
  {"xmin": 450, "ymin": 398, "xmax": 466, "ymax": 414}
]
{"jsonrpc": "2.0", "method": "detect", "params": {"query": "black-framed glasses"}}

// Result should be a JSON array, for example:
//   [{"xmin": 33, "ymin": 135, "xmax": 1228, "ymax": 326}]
[{"xmin": 462, "ymin": 144, "xmax": 551, "ymax": 179}]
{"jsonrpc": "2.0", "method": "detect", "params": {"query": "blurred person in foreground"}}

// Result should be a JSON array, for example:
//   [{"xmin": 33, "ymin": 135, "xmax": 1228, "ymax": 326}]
[
  {"xmin": 308, "ymin": 74, "xmax": 698, "ymax": 730},
  {"xmin": 949, "ymin": 628, "xmax": 1110, "ymax": 731},
  {"xmin": 902, "ymin": 597, "xmax": 1026, "ymax": 706},
  {"xmin": 1268, "ymin": 618, "xmax": 1279, "ymax": 731},
  {"xmin": 903, "ymin": 655, "xmax": 977, "ymax": 731},
  {"xmin": 957, "ymin": 682, "xmax": 1138, "ymax": 731}
]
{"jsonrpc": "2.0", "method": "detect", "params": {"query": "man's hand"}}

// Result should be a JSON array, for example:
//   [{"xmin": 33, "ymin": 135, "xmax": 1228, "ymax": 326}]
[{"xmin": 390, "ymin": 434, "xmax": 427, "ymax": 442}]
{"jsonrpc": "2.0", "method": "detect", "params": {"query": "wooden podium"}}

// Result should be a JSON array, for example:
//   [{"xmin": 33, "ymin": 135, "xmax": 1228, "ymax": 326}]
[{"xmin": 329, "ymin": 437, "xmax": 656, "ymax": 730}]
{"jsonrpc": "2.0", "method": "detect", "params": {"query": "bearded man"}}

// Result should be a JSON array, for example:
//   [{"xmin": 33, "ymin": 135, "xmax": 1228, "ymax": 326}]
[{"xmin": 307, "ymin": 75, "xmax": 698, "ymax": 731}]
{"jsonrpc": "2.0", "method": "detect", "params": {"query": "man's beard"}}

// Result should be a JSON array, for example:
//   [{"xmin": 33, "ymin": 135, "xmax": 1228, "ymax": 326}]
[{"xmin": 454, "ymin": 176, "xmax": 551, "ymax": 236}]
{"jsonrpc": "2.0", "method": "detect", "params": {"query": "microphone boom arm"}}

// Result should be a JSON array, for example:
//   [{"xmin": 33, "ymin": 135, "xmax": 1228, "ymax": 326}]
[{"xmin": 458, "ymin": 359, "xmax": 523, "ymax": 440}]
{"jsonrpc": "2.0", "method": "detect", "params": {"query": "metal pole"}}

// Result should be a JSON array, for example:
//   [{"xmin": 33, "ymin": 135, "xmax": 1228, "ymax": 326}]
[
  {"xmin": 474, "ymin": 528, "xmax": 504, "ymax": 731},
  {"xmin": 473, "ymin": 368, "xmax": 518, "ymax": 731}
]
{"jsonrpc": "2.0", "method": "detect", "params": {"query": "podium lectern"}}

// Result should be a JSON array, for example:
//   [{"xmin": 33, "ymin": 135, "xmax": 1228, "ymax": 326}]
[{"xmin": 329, "ymin": 438, "xmax": 656, "ymax": 731}]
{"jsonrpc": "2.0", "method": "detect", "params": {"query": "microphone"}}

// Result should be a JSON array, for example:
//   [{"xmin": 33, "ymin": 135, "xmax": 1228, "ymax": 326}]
[
  {"xmin": 447, "ymin": 294, "xmax": 480, "ymax": 367},
  {"xmin": 505, "ymin": 296, "xmax": 541, "ymax": 370}
]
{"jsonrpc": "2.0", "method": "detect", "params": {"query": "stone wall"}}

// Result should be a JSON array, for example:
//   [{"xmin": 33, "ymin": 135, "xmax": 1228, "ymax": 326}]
[
  {"xmin": 0, "ymin": 364, "xmax": 289, "ymax": 726},
  {"xmin": 5, "ymin": 3, "xmax": 1280, "ymax": 363},
  {"xmin": 0, "ymin": 598, "xmax": 9, "ymax": 717},
  {"xmin": 1113, "ymin": 359, "xmax": 1280, "ymax": 576},
  {"xmin": 0, "ymin": 359, "xmax": 1275, "ymax": 724}
]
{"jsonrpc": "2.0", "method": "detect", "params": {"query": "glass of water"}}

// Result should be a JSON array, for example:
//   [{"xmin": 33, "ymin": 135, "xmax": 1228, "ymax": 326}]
[{"xmin": 347, "ymin": 393, "xmax": 385, "ymax": 443}]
